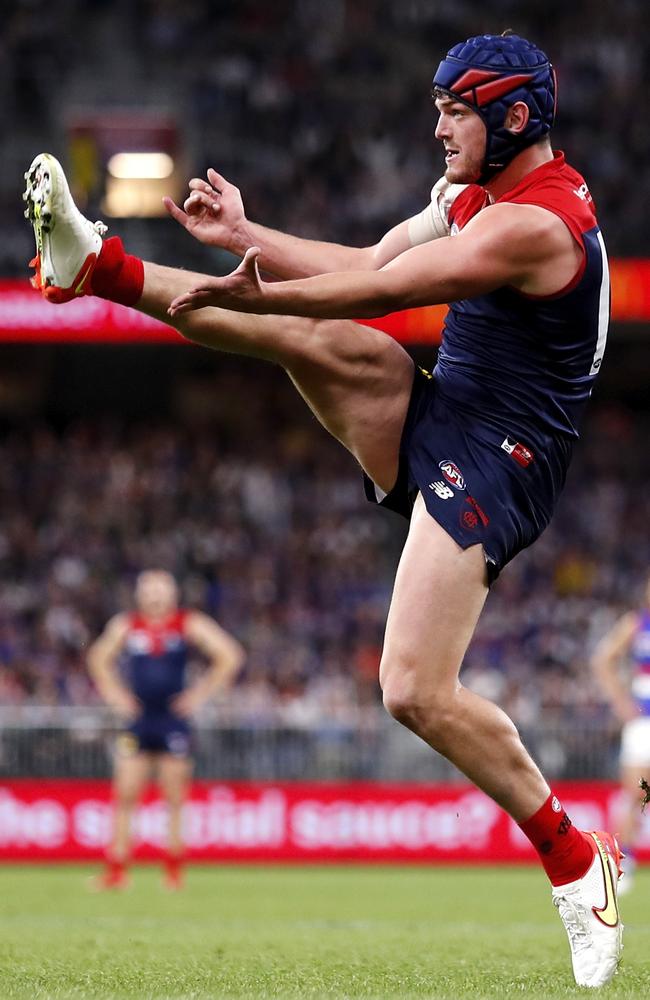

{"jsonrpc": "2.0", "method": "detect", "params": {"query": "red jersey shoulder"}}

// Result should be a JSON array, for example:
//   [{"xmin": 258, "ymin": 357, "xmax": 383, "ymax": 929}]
[
  {"xmin": 448, "ymin": 185, "xmax": 490, "ymax": 231},
  {"xmin": 448, "ymin": 154, "xmax": 599, "ymax": 244},
  {"xmin": 127, "ymin": 609, "xmax": 189, "ymax": 637},
  {"xmin": 503, "ymin": 153, "xmax": 598, "ymax": 241}
]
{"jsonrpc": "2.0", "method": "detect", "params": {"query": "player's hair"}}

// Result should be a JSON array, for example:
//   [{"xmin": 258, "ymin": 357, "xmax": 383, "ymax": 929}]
[{"xmin": 432, "ymin": 33, "xmax": 556, "ymax": 183}]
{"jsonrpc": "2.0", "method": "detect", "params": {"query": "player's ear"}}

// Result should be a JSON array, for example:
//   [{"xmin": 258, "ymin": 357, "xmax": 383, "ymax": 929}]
[{"xmin": 504, "ymin": 101, "xmax": 530, "ymax": 135}]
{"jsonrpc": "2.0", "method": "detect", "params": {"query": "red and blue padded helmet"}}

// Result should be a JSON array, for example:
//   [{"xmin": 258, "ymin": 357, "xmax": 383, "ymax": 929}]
[{"xmin": 432, "ymin": 33, "xmax": 557, "ymax": 183}]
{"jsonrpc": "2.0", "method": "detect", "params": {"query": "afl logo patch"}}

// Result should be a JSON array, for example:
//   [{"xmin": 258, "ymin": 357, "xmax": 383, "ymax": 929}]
[{"xmin": 438, "ymin": 460, "xmax": 465, "ymax": 491}]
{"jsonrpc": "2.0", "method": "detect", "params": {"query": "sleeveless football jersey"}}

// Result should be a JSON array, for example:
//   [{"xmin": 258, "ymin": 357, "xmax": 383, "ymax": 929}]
[
  {"xmin": 439, "ymin": 151, "xmax": 609, "ymax": 454},
  {"xmin": 123, "ymin": 610, "xmax": 189, "ymax": 713},
  {"xmin": 631, "ymin": 611, "xmax": 650, "ymax": 716}
]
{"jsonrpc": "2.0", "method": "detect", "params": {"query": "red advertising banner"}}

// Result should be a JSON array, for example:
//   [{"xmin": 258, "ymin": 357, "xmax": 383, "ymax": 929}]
[
  {"xmin": 0, "ymin": 780, "xmax": 647, "ymax": 863},
  {"xmin": 1, "ymin": 259, "xmax": 649, "ymax": 345}
]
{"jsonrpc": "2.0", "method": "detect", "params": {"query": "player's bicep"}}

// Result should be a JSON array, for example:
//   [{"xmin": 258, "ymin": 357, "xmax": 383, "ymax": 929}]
[
  {"xmin": 379, "ymin": 206, "xmax": 552, "ymax": 306},
  {"xmin": 88, "ymin": 614, "xmax": 129, "ymax": 664},
  {"xmin": 184, "ymin": 612, "xmax": 244, "ymax": 663}
]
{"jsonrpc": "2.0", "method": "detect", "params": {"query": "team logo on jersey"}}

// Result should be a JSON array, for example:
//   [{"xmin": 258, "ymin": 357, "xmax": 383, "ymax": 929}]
[
  {"xmin": 573, "ymin": 182, "xmax": 593, "ymax": 204},
  {"xmin": 439, "ymin": 460, "xmax": 466, "ymax": 490},
  {"xmin": 464, "ymin": 494, "xmax": 489, "ymax": 527},
  {"xmin": 429, "ymin": 481, "xmax": 454, "ymax": 500},
  {"xmin": 501, "ymin": 437, "xmax": 534, "ymax": 468},
  {"xmin": 462, "ymin": 510, "xmax": 478, "ymax": 529},
  {"xmin": 127, "ymin": 630, "xmax": 154, "ymax": 654}
]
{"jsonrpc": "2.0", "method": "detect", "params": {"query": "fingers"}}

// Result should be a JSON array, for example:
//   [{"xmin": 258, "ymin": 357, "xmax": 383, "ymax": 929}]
[
  {"xmin": 188, "ymin": 177, "xmax": 214, "ymax": 193},
  {"xmin": 167, "ymin": 288, "xmax": 217, "ymax": 317},
  {"xmin": 207, "ymin": 167, "xmax": 228, "ymax": 192},
  {"xmin": 240, "ymin": 246, "xmax": 261, "ymax": 272},
  {"xmin": 162, "ymin": 197, "xmax": 189, "ymax": 225},
  {"xmin": 183, "ymin": 189, "xmax": 221, "ymax": 216}
]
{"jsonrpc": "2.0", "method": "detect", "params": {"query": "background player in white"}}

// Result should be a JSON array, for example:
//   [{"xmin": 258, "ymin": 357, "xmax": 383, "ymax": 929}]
[
  {"xmin": 592, "ymin": 572, "xmax": 650, "ymax": 894},
  {"xmin": 25, "ymin": 32, "xmax": 623, "ymax": 988},
  {"xmin": 87, "ymin": 569, "xmax": 244, "ymax": 889}
]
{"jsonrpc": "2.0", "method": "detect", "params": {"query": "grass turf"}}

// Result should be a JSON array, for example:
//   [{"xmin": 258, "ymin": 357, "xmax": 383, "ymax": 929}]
[{"xmin": 0, "ymin": 864, "xmax": 648, "ymax": 999}]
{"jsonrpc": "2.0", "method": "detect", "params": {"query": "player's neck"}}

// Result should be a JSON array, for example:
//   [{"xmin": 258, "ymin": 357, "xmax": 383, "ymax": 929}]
[
  {"xmin": 484, "ymin": 143, "xmax": 555, "ymax": 200},
  {"xmin": 140, "ymin": 609, "xmax": 175, "ymax": 626}
]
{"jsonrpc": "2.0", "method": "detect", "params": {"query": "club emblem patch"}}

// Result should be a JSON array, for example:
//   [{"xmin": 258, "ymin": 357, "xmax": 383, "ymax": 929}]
[{"xmin": 438, "ymin": 460, "xmax": 465, "ymax": 491}]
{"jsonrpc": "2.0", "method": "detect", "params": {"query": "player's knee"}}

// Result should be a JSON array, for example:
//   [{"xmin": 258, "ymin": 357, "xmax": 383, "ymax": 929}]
[
  {"xmin": 381, "ymin": 658, "xmax": 457, "ymax": 748},
  {"xmin": 381, "ymin": 664, "xmax": 425, "ymax": 729},
  {"xmin": 116, "ymin": 785, "xmax": 140, "ymax": 808}
]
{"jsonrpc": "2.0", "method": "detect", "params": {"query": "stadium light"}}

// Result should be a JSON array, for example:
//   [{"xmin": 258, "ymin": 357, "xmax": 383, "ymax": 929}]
[{"xmin": 107, "ymin": 152, "xmax": 174, "ymax": 179}]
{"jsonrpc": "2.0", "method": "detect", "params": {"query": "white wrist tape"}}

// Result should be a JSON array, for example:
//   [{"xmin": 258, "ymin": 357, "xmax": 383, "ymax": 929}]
[{"xmin": 407, "ymin": 177, "xmax": 468, "ymax": 245}]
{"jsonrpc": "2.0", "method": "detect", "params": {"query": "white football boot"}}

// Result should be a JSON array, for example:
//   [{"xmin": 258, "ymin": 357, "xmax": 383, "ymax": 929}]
[
  {"xmin": 23, "ymin": 153, "xmax": 107, "ymax": 302},
  {"xmin": 552, "ymin": 831, "xmax": 623, "ymax": 988}
]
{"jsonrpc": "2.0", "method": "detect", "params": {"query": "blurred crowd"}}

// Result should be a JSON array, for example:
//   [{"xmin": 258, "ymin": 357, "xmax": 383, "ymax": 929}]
[
  {"xmin": 0, "ymin": 362, "xmax": 648, "ymax": 730},
  {"xmin": 2, "ymin": 0, "xmax": 650, "ymax": 274}
]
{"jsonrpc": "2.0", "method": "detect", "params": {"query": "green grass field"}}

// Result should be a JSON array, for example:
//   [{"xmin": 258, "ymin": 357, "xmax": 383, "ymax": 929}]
[{"xmin": 0, "ymin": 864, "xmax": 648, "ymax": 999}]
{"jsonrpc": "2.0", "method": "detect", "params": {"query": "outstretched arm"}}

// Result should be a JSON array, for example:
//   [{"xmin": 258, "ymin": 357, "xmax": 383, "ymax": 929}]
[
  {"xmin": 168, "ymin": 204, "xmax": 563, "ymax": 320},
  {"xmin": 164, "ymin": 169, "xmax": 462, "ymax": 279}
]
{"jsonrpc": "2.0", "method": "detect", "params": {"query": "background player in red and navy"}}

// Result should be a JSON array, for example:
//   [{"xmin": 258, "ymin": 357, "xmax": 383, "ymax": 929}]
[
  {"xmin": 592, "ymin": 572, "xmax": 650, "ymax": 895},
  {"xmin": 26, "ymin": 30, "xmax": 621, "ymax": 987},
  {"xmin": 87, "ymin": 569, "xmax": 244, "ymax": 889}
]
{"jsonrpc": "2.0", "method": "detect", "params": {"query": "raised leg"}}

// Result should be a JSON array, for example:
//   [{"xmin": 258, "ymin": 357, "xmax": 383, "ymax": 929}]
[{"xmin": 140, "ymin": 262, "xmax": 414, "ymax": 492}]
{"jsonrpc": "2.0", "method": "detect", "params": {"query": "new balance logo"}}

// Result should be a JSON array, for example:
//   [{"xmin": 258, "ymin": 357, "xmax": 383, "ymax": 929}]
[{"xmin": 429, "ymin": 481, "xmax": 454, "ymax": 500}]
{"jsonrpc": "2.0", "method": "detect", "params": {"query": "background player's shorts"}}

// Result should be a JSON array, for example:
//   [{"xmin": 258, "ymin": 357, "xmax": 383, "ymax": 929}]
[
  {"xmin": 620, "ymin": 716, "xmax": 650, "ymax": 767},
  {"xmin": 364, "ymin": 367, "xmax": 572, "ymax": 583},
  {"xmin": 123, "ymin": 714, "xmax": 193, "ymax": 757}
]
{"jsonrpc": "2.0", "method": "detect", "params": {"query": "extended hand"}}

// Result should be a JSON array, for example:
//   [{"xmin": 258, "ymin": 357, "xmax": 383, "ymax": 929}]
[
  {"xmin": 109, "ymin": 689, "xmax": 141, "ymax": 720},
  {"xmin": 163, "ymin": 168, "xmax": 247, "ymax": 250},
  {"xmin": 167, "ymin": 247, "xmax": 265, "ymax": 316},
  {"xmin": 169, "ymin": 689, "xmax": 204, "ymax": 719}
]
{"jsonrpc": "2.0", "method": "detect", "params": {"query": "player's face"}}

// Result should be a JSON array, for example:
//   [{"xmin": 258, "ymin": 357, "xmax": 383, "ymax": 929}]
[
  {"xmin": 135, "ymin": 571, "xmax": 178, "ymax": 618},
  {"xmin": 434, "ymin": 97, "xmax": 486, "ymax": 184}
]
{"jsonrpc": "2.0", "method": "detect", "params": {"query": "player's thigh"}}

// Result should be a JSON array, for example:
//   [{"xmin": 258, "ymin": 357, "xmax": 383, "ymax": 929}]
[
  {"xmin": 113, "ymin": 751, "xmax": 153, "ymax": 805},
  {"xmin": 380, "ymin": 492, "xmax": 489, "ymax": 706},
  {"xmin": 285, "ymin": 320, "xmax": 414, "ymax": 493},
  {"xmin": 620, "ymin": 718, "xmax": 650, "ymax": 781},
  {"xmin": 156, "ymin": 754, "xmax": 193, "ymax": 806}
]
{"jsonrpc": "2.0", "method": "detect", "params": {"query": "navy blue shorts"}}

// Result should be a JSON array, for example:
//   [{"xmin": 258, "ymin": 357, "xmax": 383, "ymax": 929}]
[
  {"xmin": 364, "ymin": 367, "xmax": 573, "ymax": 583},
  {"xmin": 122, "ymin": 714, "xmax": 193, "ymax": 757}
]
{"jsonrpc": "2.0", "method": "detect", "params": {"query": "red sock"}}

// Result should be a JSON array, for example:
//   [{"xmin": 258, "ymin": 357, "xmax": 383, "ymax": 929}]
[
  {"xmin": 518, "ymin": 792, "xmax": 595, "ymax": 886},
  {"xmin": 102, "ymin": 852, "xmax": 129, "ymax": 885},
  {"xmin": 90, "ymin": 236, "xmax": 144, "ymax": 306},
  {"xmin": 163, "ymin": 851, "xmax": 184, "ymax": 880},
  {"xmin": 163, "ymin": 850, "xmax": 185, "ymax": 890}
]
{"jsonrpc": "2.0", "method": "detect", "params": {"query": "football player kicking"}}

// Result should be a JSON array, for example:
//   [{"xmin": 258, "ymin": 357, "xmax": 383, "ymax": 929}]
[
  {"xmin": 87, "ymin": 569, "xmax": 244, "ymax": 889},
  {"xmin": 25, "ymin": 31, "xmax": 622, "ymax": 987}
]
